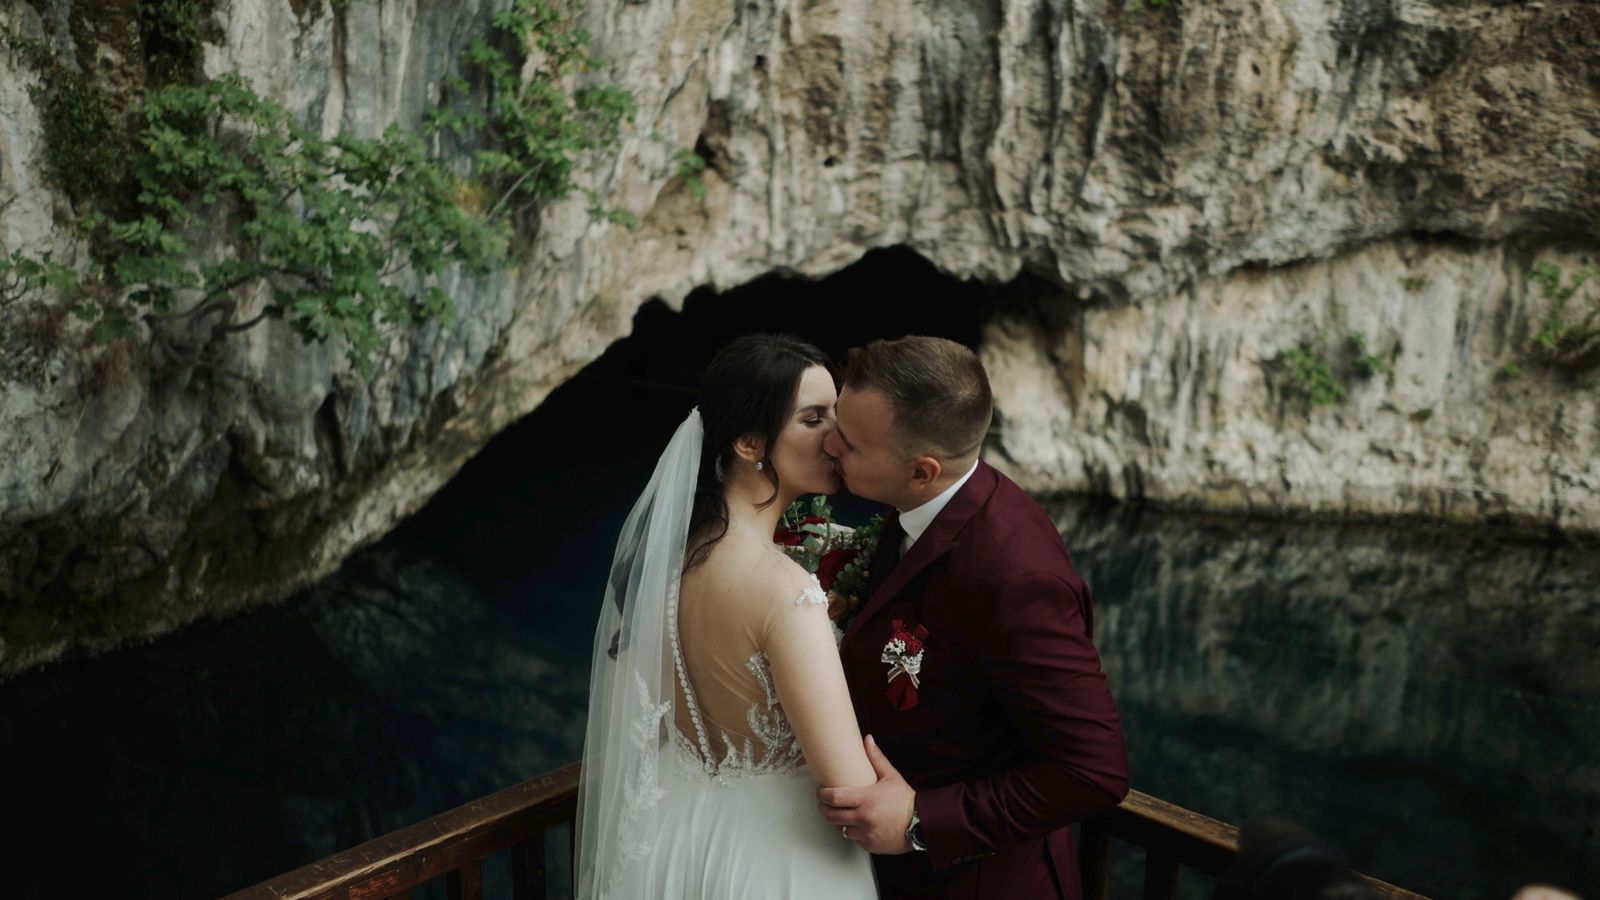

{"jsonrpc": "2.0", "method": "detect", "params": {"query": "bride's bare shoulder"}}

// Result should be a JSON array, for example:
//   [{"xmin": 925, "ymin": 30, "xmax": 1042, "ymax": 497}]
[{"xmin": 683, "ymin": 540, "xmax": 815, "ymax": 607}]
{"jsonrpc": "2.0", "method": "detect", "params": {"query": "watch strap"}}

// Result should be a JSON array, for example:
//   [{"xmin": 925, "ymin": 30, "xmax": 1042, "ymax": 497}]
[{"xmin": 906, "ymin": 803, "xmax": 928, "ymax": 852}]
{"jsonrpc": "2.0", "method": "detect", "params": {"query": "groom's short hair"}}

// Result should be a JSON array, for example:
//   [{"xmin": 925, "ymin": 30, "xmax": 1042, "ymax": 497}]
[{"xmin": 842, "ymin": 336, "xmax": 992, "ymax": 460}]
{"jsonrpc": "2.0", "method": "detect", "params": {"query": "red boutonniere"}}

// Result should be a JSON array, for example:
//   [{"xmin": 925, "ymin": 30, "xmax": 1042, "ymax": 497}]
[{"xmin": 882, "ymin": 619, "xmax": 928, "ymax": 711}]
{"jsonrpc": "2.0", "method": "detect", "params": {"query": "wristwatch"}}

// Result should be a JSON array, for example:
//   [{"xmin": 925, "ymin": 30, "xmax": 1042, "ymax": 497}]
[{"xmin": 906, "ymin": 802, "xmax": 927, "ymax": 852}]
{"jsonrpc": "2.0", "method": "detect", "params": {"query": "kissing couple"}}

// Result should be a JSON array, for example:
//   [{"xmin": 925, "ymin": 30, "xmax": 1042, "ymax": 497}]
[{"xmin": 575, "ymin": 333, "xmax": 1129, "ymax": 899}]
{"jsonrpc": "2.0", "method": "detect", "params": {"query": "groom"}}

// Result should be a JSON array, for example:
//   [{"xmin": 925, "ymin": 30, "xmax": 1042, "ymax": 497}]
[{"xmin": 817, "ymin": 336, "xmax": 1129, "ymax": 900}]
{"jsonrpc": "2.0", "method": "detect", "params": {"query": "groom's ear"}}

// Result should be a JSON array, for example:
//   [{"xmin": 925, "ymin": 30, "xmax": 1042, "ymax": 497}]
[
  {"xmin": 732, "ymin": 432, "xmax": 766, "ymax": 464},
  {"xmin": 908, "ymin": 456, "xmax": 942, "ymax": 488}
]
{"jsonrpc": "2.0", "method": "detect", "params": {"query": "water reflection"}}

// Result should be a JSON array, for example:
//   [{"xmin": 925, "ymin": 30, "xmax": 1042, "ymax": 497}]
[
  {"xmin": 0, "ymin": 549, "xmax": 587, "ymax": 899},
  {"xmin": 1060, "ymin": 502, "xmax": 1600, "ymax": 897},
  {"xmin": 5, "ymin": 492, "xmax": 1594, "ymax": 898}
]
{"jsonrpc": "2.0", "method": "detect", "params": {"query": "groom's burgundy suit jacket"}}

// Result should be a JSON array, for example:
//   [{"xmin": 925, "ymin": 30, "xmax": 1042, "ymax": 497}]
[{"xmin": 840, "ymin": 461, "xmax": 1129, "ymax": 900}]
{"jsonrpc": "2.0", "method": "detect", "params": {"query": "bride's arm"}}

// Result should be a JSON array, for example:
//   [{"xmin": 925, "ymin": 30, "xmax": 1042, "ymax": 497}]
[{"xmin": 764, "ymin": 598, "xmax": 877, "ymax": 789}]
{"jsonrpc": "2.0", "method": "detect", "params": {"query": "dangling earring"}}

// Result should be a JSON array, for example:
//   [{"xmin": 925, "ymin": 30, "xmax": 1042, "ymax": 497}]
[{"xmin": 755, "ymin": 461, "xmax": 764, "ymax": 471}]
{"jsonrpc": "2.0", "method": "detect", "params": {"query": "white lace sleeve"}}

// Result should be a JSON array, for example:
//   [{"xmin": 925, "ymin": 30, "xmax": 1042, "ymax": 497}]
[
  {"xmin": 763, "ymin": 581, "xmax": 877, "ymax": 789},
  {"xmin": 793, "ymin": 574, "xmax": 828, "ymax": 607}
]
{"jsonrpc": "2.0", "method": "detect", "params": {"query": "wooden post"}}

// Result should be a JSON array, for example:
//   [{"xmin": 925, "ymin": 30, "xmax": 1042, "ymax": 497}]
[
  {"xmin": 446, "ymin": 860, "xmax": 483, "ymax": 900},
  {"xmin": 510, "ymin": 835, "xmax": 548, "ymax": 900},
  {"xmin": 1143, "ymin": 851, "xmax": 1180, "ymax": 900},
  {"xmin": 1079, "ymin": 820, "xmax": 1113, "ymax": 900}
]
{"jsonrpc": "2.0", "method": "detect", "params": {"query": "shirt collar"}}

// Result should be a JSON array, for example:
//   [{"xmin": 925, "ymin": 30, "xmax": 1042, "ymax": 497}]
[{"xmin": 897, "ymin": 460, "xmax": 980, "ymax": 550}]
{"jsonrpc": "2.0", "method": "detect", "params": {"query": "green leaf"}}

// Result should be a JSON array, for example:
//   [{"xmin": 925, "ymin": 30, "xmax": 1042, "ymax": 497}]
[
  {"xmin": 18, "ymin": 7, "xmax": 626, "ymax": 380},
  {"xmin": 91, "ymin": 308, "xmax": 134, "ymax": 343}
]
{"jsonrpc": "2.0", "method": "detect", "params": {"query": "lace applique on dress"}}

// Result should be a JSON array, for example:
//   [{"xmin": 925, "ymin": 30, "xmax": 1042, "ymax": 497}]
[
  {"xmin": 735, "ymin": 650, "xmax": 806, "ymax": 774},
  {"xmin": 670, "ymin": 576, "xmax": 824, "ymax": 784},
  {"xmin": 616, "ymin": 671, "xmax": 671, "ymax": 861},
  {"xmin": 601, "ymin": 638, "xmax": 676, "ymax": 898},
  {"xmin": 795, "ymin": 581, "xmax": 827, "ymax": 607}
]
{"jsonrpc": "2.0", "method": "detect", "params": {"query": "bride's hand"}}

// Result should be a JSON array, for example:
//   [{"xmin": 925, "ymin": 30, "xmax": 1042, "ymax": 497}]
[{"xmin": 815, "ymin": 735, "xmax": 916, "ymax": 855}]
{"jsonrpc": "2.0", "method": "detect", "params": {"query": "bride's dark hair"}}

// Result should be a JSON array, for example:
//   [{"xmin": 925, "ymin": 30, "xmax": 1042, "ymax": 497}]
[{"xmin": 685, "ymin": 333, "xmax": 835, "ymax": 571}]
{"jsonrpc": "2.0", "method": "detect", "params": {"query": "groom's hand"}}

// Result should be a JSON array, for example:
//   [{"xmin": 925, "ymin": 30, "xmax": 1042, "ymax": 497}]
[{"xmin": 816, "ymin": 735, "xmax": 915, "ymax": 855}]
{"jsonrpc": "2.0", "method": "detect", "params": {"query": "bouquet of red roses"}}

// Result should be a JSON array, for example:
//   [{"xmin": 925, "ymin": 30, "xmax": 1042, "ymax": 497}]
[{"xmin": 774, "ymin": 497, "xmax": 883, "ymax": 622}]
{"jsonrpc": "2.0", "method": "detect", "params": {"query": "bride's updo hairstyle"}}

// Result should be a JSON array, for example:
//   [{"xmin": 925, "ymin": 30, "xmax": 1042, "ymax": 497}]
[{"xmin": 687, "ymin": 333, "xmax": 835, "ymax": 570}]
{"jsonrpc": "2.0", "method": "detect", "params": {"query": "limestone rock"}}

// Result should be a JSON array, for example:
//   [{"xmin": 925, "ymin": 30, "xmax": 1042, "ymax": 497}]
[{"xmin": 0, "ymin": 0, "xmax": 1597, "ymax": 675}]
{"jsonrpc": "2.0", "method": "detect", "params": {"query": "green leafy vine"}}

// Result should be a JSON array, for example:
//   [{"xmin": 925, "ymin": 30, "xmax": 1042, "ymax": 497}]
[
  {"xmin": 4, "ymin": 0, "xmax": 655, "ymax": 376},
  {"xmin": 426, "ymin": 0, "xmax": 637, "ymax": 224}
]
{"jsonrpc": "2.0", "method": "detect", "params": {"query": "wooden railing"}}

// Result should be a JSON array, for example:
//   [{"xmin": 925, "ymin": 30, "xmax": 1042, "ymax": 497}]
[
  {"xmin": 1079, "ymin": 790, "xmax": 1425, "ymax": 899},
  {"xmin": 223, "ymin": 763, "xmax": 581, "ymax": 900},
  {"xmin": 225, "ymin": 762, "xmax": 1426, "ymax": 900}
]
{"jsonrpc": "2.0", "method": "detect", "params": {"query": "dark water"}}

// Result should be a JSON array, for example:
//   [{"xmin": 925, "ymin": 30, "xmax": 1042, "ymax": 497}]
[
  {"xmin": 5, "ymin": 378, "xmax": 1597, "ymax": 898},
  {"xmin": 1066, "ymin": 503, "xmax": 1600, "ymax": 898},
  {"xmin": 3, "ymin": 254, "xmax": 1597, "ymax": 898}
]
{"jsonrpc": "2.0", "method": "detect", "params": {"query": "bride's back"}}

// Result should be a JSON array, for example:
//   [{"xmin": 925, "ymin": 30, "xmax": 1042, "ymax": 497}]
[{"xmin": 673, "ymin": 534, "xmax": 820, "ymax": 772}]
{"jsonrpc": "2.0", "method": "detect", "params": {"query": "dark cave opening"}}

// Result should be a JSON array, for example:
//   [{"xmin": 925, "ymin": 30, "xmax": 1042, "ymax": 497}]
[{"xmin": 388, "ymin": 246, "xmax": 1004, "ymax": 608}]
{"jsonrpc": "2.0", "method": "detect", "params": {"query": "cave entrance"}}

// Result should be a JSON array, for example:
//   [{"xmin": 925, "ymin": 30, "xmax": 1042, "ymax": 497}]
[
  {"xmin": 578, "ymin": 245, "xmax": 989, "ymax": 400},
  {"xmin": 390, "ymin": 247, "xmax": 997, "ymax": 614}
]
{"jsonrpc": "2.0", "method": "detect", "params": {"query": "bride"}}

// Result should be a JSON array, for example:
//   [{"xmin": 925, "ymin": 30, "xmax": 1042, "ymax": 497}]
[{"xmin": 575, "ymin": 334, "xmax": 880, "ymax": 899}]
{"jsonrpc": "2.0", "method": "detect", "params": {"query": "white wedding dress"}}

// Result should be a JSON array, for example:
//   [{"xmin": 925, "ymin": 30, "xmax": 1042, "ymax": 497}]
[
  {"xmin": 614, "ymin": 573, "xmax": 877, "ymax": 898},
  {"xmin": 575, "ymin": 410, "xmax": 877, "ymax": 900}
]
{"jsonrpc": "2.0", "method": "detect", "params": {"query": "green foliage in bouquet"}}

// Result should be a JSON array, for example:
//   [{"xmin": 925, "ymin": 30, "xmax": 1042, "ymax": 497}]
[
  {"xmin": 773, "ymin": 497, "xmax": 884, "ymax": 604},
  {"xmin": 775, "ymin": 495, "xmax": 846, "ymax": 570},
  {"xmin": 825, "ymin": 513, "xmax": 883, "ymax": 604}
]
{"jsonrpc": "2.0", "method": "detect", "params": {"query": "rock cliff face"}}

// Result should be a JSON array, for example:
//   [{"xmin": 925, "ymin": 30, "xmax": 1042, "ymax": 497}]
[
  {"xmin": 1, "ymin": 0, "xmax": 1597, "ymax": 675},
  {"xmin": 984, "ymin": 238, "xmax": 1600, "ymax": 530}
]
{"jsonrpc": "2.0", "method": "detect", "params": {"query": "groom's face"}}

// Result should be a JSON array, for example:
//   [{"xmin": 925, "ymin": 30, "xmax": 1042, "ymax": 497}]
[{"xmin": 824, "ymin": 385, "xmax": 910, "ymax": 507}]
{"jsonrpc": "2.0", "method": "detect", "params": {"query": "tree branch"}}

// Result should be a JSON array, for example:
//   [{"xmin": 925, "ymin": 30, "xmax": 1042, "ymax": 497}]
[{"xmin": 219, "ymin": 309, "xmax": 272, "ymax": 333}]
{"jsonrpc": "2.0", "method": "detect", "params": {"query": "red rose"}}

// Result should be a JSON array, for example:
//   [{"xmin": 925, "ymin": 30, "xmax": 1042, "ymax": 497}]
[
  {"xmin": 773, "ymin": 527, "xmax": 806, "ymax": 546},
  {"xmin": 816, "ymin": 547, "xmax": 858, "ymax": 592},
  {"xmin": 890, "ymin": 620, "xmax": 928, "ymax": 655}
]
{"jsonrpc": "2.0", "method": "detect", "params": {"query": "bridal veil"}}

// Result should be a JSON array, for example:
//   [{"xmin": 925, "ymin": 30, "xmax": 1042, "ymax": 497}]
[{"xmin": 574, "ymin": 407, "xmax": 701, "ymax": 899}]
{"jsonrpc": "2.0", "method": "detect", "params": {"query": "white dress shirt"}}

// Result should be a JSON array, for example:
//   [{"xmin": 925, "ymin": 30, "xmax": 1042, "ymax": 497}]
[{"xmin": 896, "ymin": 460, "xmax": 980, "ymax": 555}]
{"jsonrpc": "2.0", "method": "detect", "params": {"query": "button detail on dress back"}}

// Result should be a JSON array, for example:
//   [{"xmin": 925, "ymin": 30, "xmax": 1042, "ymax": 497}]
[{"xmin": 668, "ymin": 576, "xmax": 818, "ymax": 783}]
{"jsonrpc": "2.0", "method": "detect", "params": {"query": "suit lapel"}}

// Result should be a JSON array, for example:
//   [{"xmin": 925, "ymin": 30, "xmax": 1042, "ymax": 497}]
[{"xmin": 844, "ymin": 462, "xmax": 999, "ymax": 644}]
